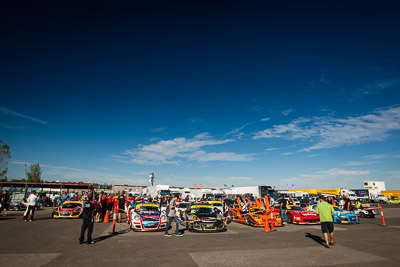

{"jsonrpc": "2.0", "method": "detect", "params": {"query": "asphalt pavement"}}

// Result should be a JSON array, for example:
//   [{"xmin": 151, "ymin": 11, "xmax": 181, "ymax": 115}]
[{"xmin": 0, "ymin": 204, "xmax": 399, "ymax": 267}]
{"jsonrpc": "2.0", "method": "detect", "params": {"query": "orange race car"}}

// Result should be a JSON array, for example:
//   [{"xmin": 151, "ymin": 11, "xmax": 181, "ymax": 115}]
[{"xmin": 228, "ymin": 196, "xmax": 282, "ymax": 227}]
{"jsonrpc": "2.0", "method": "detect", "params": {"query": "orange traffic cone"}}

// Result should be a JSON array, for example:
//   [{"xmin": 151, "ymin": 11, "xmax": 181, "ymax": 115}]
[
  {"xmin": 104, "ymin": 210, "xmax": 109, "ymax": 223},
  {"xmin": 264, "ymin": 216, "xmax": 270, "ymax": 232}
]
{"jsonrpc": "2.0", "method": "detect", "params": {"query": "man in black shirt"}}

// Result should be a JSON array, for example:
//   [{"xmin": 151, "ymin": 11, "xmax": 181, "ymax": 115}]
[
  {"xmin": 280, "ymin": 196, "xmax": 288, "ymax": 224},
  {"xmin": 79, "ymin": 194, "xmax": 96, "ymax": 245},
  {"xmin": 1, "ymin": 190, "xmax": 9, "ymax": 216},
  {"xmin": 118, "ymin": 192, "xmax": 126, "ymax": 223}
]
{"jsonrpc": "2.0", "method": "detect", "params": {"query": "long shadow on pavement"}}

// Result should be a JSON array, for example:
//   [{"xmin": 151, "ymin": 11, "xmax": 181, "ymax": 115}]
[
  {"xmin": 305, "ymin": 232, "xmax": 325, "ymax": 246},
  {"xmin": 92, "ymin": 228, "xmax": 131, "ymax": 243}
]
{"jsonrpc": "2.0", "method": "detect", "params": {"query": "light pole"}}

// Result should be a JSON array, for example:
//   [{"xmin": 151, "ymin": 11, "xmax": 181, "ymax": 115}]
[{"xmin": 149, "ymin": 173, "xmax": 155, "ymax": 186}]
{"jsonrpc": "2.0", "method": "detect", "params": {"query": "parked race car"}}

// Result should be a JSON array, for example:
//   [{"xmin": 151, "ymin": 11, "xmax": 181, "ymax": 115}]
[
  {"xmin": 333, "ymin": 206, "xmax": 359, "ymax": 224},
  {"xmin": 229, "ymin": 196, "xmax": 282, "ymax": 227},
  {"xmin": 386, "ymin": 197, "xmax": 400, "ymax": 204},
  {"xmin": 130, "ymin": 203, "xmax": 167, "ymax": 231},
  {"xmin": 181, "ymin": 204, "xmax": 227, "ymax": 232},
  {"xmin": 311, "ymin": 204, "xmax": 358, "ymax": 224},
  {"xmin": 52, "ymin": 201, "xmax": 83, "ymax": 219},
  {"xmin": 354, "ymin": 208, "xmax": 378, "ymax": 218},
  {"xmin": 286, "ymin": 205, "xmax": 320, "ymax": 224}
]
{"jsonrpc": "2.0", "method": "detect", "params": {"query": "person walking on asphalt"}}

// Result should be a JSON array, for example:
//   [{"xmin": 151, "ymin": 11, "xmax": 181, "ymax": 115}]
[
  {"xmin": 165, "ymin": 194, "xmax": 182, "ymax": 237},
  {"xmin": 25, "ymin": 190, "xmax": 38, "ymax": 221},
  {"xmin": 315, "ymin": 195, "xmax": 335, "ymax": 248},
  {"xmin": 79, "ymin": 193, "xmax": 96, "ymax": 245}
]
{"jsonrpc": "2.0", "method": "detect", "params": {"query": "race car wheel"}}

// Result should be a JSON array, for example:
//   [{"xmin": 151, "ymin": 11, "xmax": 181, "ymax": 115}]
[
  {"xmin": 246, "ymin": 216, "xmax": 251, "ymax": 225},
  {"xmin": 287, "ymin": 214, "xmax": 293, "ymax": 224}
]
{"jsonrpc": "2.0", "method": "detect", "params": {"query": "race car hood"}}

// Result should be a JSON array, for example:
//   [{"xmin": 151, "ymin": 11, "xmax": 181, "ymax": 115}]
[{"xmin": 138, "ymin": 211, "xmax": 161, "ymax": 221}]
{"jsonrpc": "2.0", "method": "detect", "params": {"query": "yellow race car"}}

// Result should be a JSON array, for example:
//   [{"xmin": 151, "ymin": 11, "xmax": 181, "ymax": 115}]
[{"xmin": 52, "ymin": 201, "xmax": 83, "ymax": 219}]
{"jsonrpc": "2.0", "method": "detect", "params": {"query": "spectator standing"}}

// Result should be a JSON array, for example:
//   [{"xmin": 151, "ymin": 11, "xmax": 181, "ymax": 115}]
[
  {"xmin": 0, "ymin": 190, "xmax": 9, "ymax": 216},
  {"xmin": 288, "ymin": 195, "xmax": 295, "ymax": 205},
  {"xmin": 25, "ymin": 190, "xmax": 38, "ymax": 221},
  {"xmin": 60, "ymin": 192, "xmax": 68, "ymax": 204},
  {"xmin": 344, "ymin": 195, "xmax": 353, "ymax": 211},
  {"xmin": 79, "ymin": 194, "xmax": 96, "ymax": 245},
  {"xmin": 1, "ymin": 190, "xmax": 9, "ymax": 216},
  {"xmin": 165, "ymin": 195, "xmax": 182, "ymax": 237},
  {"xmin": 118, "ymin": 192, "xmax": 126, "ymax": 223},
  {"xmin": 280, "ymin": 196, "xmax": 288, "ymax": 224},
  {"xmin": 315, "ymin": 195, "xmax": 335, "ymax": 248}
]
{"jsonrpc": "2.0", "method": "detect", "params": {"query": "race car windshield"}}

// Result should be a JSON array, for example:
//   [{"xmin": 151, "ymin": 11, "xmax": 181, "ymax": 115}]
[
  {"xmin": 192, "ymin": 207, "xmax": 213, "ymax": 213},
  {"xmin": 61, "ymin": 203, "xmax": 81, "ymax": 209},
  {"xmin": 333, "ymin": 207, "xmax": 342, "ymax": 212},
  {"xmin": 250, "ymin": 208, "xmax": 261, "ymax": 212},
  {"xmin": 289, "ymin": 206, "xmax": 305, "ymax": 211},
  {"xmin": 211, "ymin": 203, "xmax": 223, "ymax": 207},
  {"xmin": 137, "ymin": 206, "xmax": 160, "ymax": 212},
  {"xmin": 178, "ymin": 203, "xmax": 189, "ymax": 208}
]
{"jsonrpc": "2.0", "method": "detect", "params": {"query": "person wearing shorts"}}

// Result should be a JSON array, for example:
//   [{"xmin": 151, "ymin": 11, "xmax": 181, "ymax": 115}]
[{"xmin": 315, "ymin": 195, "xmax": 335, "ymax": 248}]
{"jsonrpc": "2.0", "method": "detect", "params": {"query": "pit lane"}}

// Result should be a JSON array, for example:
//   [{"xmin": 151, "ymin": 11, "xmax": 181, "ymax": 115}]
[{"xmin": 0, "ymin": 204, "xmax": 399, "ymax": 267}]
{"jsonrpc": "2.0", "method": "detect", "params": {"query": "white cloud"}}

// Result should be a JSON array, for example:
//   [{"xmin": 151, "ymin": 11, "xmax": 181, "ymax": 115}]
[
  {"xmin": 226, "ymin": 122, "xmax": 252, "ymax": 136},
  {"xmin": 316, "ymin": 168, "xmax": 371, "ymax": 176},
  {"xmin": 150, "ymin": 127, "xmax": 167, "ymax": 133},
  {"xmin": 343, "ymin": 161, "xmax": 378, "ymax": 166},
  {"xmin": 362, "ymin": 78, "xmax": 400, "ymax": 95},
  {"xmin": 363, "ymin": 153, "xmax": 400, "ymax": 160},
  {"xmin": 281, "ymin": 152, "xmax": 293, "ymax": 156},
  {"xmin": 11, "ymin": 160, "xmax": 143, "ymax": 184},
  {"xmin": 306, "ymin": 153, "xmax": 320, "ymax": 158},
  {"xmin": 260, "ymin": 117, "xmax": 270, "ymax": 122},
  {"xmin": 253, "ymin": 106, "xmax": 400, "ymax": 151},
  {"xmin": 282, "ymin": 109, "xmax": 293, "ymax": 116},
  {"xmin": 265, "ymin": 147, "xmax": 281, "ymax": 151},
  {"xmin": 123, "ymin": 133, "xmax": 254, "ymax": 165},
  {"xmin": 0, "ymin": 107, "xmax": 48, "ymax": 125}
]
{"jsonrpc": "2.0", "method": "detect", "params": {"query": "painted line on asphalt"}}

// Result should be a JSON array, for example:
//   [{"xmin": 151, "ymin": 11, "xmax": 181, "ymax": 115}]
[{"xmin": 189, "ymin": 246, "xmax": 389, "ymax": 267}]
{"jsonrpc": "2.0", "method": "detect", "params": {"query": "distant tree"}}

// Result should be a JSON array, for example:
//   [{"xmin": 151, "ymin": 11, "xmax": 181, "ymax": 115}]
[
  {"xmin": 26, "ymin": 163, "xmax": 42, "ymax": 183},
  {"xmin": 0, "ymin": 140, "xmax": 11, "ymax": 181}
]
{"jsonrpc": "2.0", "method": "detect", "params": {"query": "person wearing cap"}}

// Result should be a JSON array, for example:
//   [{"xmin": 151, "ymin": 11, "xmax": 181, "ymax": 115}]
[
  {"xmin": 79, "ymin": 193, "xmax": 96, "ymax": 245},
  {"xmin": 315, "ymin": 195, "xmax": 335, "ymax": 248}
]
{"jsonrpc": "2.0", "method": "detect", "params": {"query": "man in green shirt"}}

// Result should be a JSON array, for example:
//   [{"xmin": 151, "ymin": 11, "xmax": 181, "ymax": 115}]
[{"xmin": 315, "ymin": 195, "xmax": 335, "ymax": 248}]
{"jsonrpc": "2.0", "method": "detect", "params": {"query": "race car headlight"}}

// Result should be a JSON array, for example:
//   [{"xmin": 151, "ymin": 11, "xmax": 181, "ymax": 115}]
[
  {"xmin": 161, "ymin": 214, "xmax": 167, "ymax": 221},
  {"xmin": 275, "ymin": 215, "xmax": 280, "ymax": 218},
  {"xmin": 217, "ymin": 215, "xmax": 223, "ymax": 220},
  {"xmin": 253, "ymin": 216, "xmax": 259, "ymax": 219},
  {"xmin": 193, "ymin": 215, "xmax": 198, "ymax": 221},
  {"xmin": 339, "ymin": 216, "xmax": 347, "ymax": 220},
  {"xmin": 133, "ymin": 215, "xmax": 140, "ymax": 221}
]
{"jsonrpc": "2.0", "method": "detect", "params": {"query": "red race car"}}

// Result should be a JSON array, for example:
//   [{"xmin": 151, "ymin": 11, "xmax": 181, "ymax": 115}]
[{"xmin": 286, "ymin": 205, "xmax": 320, "ymax": 224}]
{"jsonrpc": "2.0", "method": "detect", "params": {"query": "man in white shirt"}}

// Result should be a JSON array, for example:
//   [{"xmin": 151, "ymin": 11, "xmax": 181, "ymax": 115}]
[{"xmin": 25, "ymin": 190, "xmax": 38, "ymax": 221}]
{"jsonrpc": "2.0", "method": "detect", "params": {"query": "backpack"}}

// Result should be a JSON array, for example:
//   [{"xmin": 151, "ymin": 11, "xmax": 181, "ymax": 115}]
[{"xmin": 165, "ymin": 204, "xmax": 170, "ymax": 217}]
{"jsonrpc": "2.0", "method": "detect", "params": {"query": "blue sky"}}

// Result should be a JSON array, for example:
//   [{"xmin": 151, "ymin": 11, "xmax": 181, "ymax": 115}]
[{"xmin": 1, "ymin": 1, "xmax": 400, "ymax": 189}]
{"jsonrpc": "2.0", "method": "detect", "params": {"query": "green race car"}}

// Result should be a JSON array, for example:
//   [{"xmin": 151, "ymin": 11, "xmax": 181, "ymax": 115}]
[{"xmin": 387, "ymin": 197, "xmax": 400, "ymax": 204}]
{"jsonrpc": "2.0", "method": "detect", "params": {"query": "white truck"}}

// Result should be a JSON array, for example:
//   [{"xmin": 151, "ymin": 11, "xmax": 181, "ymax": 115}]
[
  {"xmin": 340, "ymin": 188, "xmax": 357, "ymax": 201},
  {"xmin": 227, "ymin": 185, "xmax": 275, "ymax": 198},
  {"xmin": 278, "ymin": 190, "xmax": 309, "ymax": 198},
  {"xmin": 143, "ymin": 185, "xmax": 170, "ymax": 198}
]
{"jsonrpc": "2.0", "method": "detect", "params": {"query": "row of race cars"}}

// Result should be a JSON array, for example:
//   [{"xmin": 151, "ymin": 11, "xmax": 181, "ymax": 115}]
[{"xmin": 51, "ymin": 195, "xmax": 374, "ymax": 232}]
